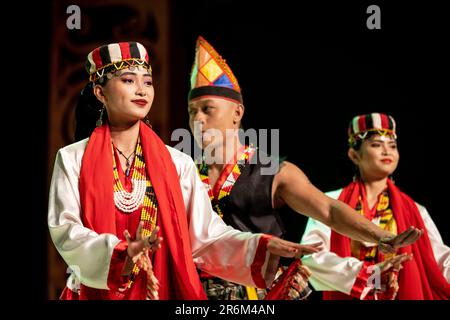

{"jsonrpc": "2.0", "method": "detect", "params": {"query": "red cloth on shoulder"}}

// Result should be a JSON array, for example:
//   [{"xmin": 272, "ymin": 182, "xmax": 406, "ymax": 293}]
[{"xmin": 64, "ymin": 122, "xmax": 206, "ymax": 300}]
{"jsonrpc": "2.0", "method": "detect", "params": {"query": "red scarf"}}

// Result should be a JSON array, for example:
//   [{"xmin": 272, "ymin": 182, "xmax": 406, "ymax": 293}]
[
  {"xmin": 325, "ymin": 179, "xmax": 450, "ymax": 300},
  {"xmin": 78, "ymin": 122, "xmax": 206, "ymax": 299}
]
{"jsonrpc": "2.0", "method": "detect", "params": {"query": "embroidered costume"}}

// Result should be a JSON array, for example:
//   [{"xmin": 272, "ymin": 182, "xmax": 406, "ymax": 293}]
[
  {"xmin": 189, "ymin": 37, "xmax": 311, "ymax": 300},
  {"xmin": 48, "ymin": 42, "xmax": 281, "ymax": 300}
]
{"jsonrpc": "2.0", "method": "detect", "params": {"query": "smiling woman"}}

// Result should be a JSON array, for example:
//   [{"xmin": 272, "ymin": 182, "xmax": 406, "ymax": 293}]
[
  {"xmin": 75, "ymin": 43, "xmax": 154, "ymax": 143},
  {"xmin": 92, "ymin": 68, "xmax": 153, "ymax": 128},
  {"xmin": 301, "ymin": 113, "xmax": 450, "ymax": 300}
]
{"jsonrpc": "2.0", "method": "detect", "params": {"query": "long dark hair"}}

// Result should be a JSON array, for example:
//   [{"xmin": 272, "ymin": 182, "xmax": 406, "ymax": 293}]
[{"xmin": 74, "ymin": 81, "xmax": 107, "ymax": 141}]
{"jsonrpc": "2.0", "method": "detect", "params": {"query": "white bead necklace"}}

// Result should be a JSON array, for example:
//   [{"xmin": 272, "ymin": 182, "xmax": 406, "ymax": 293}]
[{"xmin": 112, "ymin": 139, "xmax": 146, "ymax": 213}]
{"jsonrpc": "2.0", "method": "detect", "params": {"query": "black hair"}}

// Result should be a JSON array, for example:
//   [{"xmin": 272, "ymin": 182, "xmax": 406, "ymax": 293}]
[
  {"xmin": 74, "ymin": 80, "xmax": 108, "ymax": 141},
  {"xmin": 349, "ymin": 136, "xmax": 371, "ymax": 180},
  {"xmin": 349, "ymin": 136, "xmax": 366, "ymax": 152},
  {"xmin": 350, "ymin": 132, "xmax": 381, "ymax": 151},
  {"xmin": 350, "ymin": 131, "xmax": 398, "ymax": 151}
]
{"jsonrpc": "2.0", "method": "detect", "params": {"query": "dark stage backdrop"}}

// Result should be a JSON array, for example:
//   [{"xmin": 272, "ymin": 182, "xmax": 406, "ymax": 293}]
[
  {"xmin": 27, "ymin": 0, "xmax": 448, "ymax": 301},
  {"xmin": 170, "ymin": 0, "xmax": 449, "ymax": 242}
]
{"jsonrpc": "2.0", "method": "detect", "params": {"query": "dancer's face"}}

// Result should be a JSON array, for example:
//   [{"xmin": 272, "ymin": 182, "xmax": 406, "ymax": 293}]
[
  {"xmin": 94, "ymin": 66, "xmax": 154, "ymax": 126},
  {"xmin": 349, "ymin": 134, "xmax": 400, "ymax": 181},
  {"xmin": 188, "ymin": 97, "xmax": 243, "ymax": 149}
]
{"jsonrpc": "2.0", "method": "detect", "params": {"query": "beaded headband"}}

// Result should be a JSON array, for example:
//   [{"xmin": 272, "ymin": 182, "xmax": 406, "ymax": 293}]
[{"xmin": 86, "ymin": 41, "xmax": 151, "ymax": 82}]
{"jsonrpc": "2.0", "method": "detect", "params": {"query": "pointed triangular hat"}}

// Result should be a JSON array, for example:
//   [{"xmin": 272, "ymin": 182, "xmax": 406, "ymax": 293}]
[{"xmin": 188, "ymin": 36, "xmax": 243, "ymax": 103}]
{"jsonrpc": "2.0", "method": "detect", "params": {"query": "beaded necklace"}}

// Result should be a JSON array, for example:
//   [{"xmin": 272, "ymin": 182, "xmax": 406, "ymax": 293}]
[
  {"xmin": 112, "ymin": 139, "xmax": 147, "ymax": 213},
  {"xmin": 112, "ymin": 137, "xmax": 158, "ymax": 294},
  {"xmin": 113, "ymin": 144, "xmax": 135, "ymax": 177},
  {"xmin": 351, "ymin": 189, "xmax": 398, "ymax": 263},
  {"xmin": 197, "ymin": 145, "xmax": 255, "ymax": 218}
]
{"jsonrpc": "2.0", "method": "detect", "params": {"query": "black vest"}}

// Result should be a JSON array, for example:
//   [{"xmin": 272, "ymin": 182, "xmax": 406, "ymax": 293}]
[{"xmin": 220, "ymin": 157, "xmax": 308, "ymax": 245}]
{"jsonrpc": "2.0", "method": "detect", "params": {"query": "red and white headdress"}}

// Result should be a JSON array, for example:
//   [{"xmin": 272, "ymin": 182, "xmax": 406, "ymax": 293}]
[
  {"xmin": 348, "ymin": 113, "xmax": 397, "ymax": 147},
  {"xmin": 85, "ymin": 41, "xmax": 151, "ymax": 82}
]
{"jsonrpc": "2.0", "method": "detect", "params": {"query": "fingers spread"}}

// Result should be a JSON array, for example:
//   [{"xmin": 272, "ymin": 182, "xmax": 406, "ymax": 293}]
[
  {"xmin": 150, "ymin": 226, "xmax": 160, "ymax": 240},
  {"xmin": 123, "ymin": 230, "xmax": 132, "ymax": 243},
  {"xmin": 395, "ymin": 253, "xmax": 413, "ymax": 265},
  {"xmin": 136, "ymin": 222, "xmax": 144, "ymax": 241},
  {"xmin": 151, "ymin": 237, "xmax": 163, "ymax": 251}
]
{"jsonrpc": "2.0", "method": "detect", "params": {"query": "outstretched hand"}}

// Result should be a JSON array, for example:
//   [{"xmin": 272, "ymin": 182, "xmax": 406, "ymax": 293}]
[
  {"xmin": 378, "ymin": 226, "xmax": 423, "ymax": 254},
  {"xmin": 372, "ymin": 253, "xmax": 412, "ymax": 300},
  {"xmin": 377, "ymin": 252, "xmax": 413, "ymax": 274},
  {"xmin": 267, "ymin": 237, "xmax": 322, "ymax": 259}
]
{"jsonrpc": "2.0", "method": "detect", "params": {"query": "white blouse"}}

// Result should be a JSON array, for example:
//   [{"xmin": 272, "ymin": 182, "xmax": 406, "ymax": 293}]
[{"xmin": 48, "ymin": 138, "xmax": 279, "ymax": 292}]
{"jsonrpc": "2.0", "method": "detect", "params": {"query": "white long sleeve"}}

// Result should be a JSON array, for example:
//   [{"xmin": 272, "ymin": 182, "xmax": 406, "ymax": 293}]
[
  {"xmin": 48, "ymin": 139, "xmax": 120, "ymax": 290},
  {"xmin": 416, "ymin": 204, "xmax": 450, "ymax": 282},
  {"xmin": 300, "ymin": 189, "xmax": 450, "ymax": 296},
  {"xmin": 300, "ymin": 189, "xmax": 364, "ymax": 295}
]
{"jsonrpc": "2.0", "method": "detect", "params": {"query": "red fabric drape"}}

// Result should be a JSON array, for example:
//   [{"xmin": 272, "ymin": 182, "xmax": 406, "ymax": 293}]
[
  {"xmin": 324, "ymin": 179, "xmax": 450, "ymax": 300},
  {"xmin": 68, "ymin": 122, "xmax": 207, "ymax": 300}
]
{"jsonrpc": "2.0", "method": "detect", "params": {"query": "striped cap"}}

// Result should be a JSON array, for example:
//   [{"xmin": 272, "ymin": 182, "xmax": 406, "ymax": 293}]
[
  {"xmin": 348, "ymin": 113, "xmax": 397, "ymax": 146},
  {"xmin": 188, "ymin": 36, "xmax": 243, "ymax": 104},
  {"xmin": 85, "ymin": 41, "xmax": 151, "ymax": 82}
]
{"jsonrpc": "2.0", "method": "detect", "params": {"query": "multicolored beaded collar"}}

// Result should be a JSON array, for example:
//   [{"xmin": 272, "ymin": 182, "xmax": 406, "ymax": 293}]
[{"xmin": 196, "ymin": 145, "xmax": 255, "ymax": 218}]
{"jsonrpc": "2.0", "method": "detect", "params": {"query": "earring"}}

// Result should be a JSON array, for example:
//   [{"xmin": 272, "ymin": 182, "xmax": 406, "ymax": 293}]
[
  {"xmin": 96, "ymin": 105, "xmax": 105, "ymax": 127},
  {"xmin": 144, "ymin": 116, "xmax": 152, "ymax": 128},
  {"xmin": 389, "ymin": 175, "xmax": 396, "ymax": 184}
]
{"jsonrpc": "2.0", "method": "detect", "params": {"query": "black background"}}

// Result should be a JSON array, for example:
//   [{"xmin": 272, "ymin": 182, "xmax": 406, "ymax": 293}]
[
  {"xmin": 20, "ymin": 0, "xmax": 449, "ymax": 304},
  {"xmin": 170, "ymin": 0, "xmax": 449, "ymax": 240}
]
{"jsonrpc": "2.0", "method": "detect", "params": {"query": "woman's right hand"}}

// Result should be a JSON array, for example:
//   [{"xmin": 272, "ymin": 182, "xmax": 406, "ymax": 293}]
[
  {"xmin": 377, "ymin": 252, "xmax": 412, "ymax": 274},
  {"xmin": 122, "ymin": 222, "xmax": 162, "ymax": 299},
  {"xmin": 124, "ymin": 222, "xmax": 163, "ymax": 260},
  {"xmin": 373, "ymin": 253, "xmax": 412, "ymax": 300}
]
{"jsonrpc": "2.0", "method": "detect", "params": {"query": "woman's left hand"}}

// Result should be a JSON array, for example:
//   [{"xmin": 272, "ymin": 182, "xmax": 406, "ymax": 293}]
[{"xmin": 267, "ymin": 237, "xmax": 322, "ymax": 259}]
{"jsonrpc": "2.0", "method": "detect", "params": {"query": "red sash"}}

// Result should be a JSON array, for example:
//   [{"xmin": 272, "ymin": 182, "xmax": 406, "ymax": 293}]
[{"xmin": 77, "ymin": 122, "xmax": 206, "ymax": 299}]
